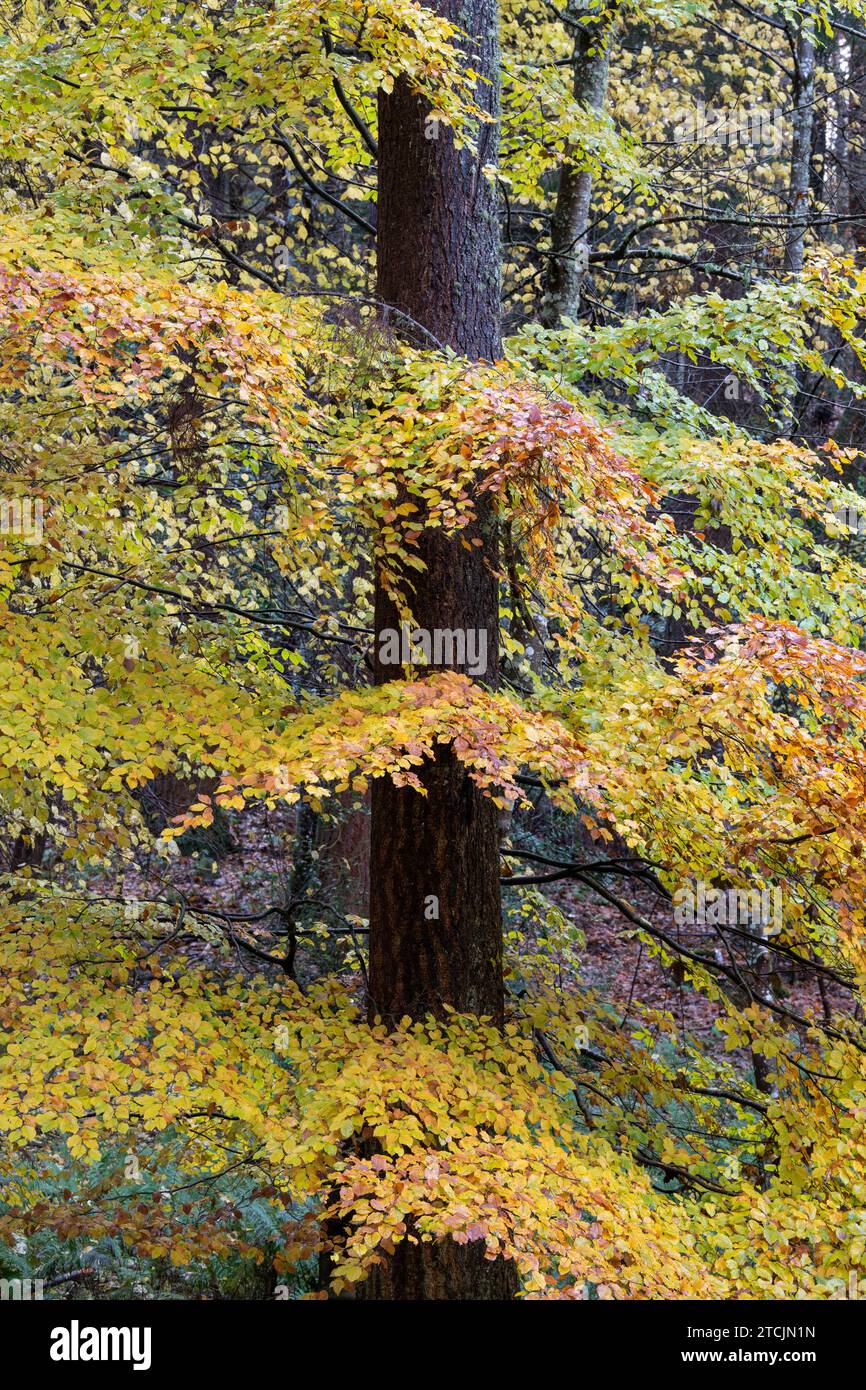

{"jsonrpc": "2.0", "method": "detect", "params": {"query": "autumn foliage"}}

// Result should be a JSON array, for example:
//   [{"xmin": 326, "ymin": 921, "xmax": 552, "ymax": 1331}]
[{"xmin": 2, "ymin": 0, "xmax": 866, "ymax": 1302}]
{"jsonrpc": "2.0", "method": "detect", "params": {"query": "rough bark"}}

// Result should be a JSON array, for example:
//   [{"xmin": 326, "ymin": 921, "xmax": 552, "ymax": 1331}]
[
  {"xmin": 375, "ymin": 7, "xmax": 501, "ymax": 359},
  {"xmin": 539, "ymin": 4, "xmax": 614, "ymax": 327},
  {"xmin": 371, "ymin": 0, "xmax": 503, "ymax": 1025},
  {"xmin": 364, "ymin": 0, "xmax": 517, "ymax": 1299}
]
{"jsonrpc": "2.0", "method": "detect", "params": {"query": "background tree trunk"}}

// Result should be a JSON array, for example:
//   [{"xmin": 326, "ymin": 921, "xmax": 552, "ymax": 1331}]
[
  {"xmin": 777, "ymin": 14, "xmax": 816, "ymax": 437},
  {"xmin": 540, "ymin": 3, "xmax": 614, "ymax": 327},
  {"xmin": 785, "ymin": 17, "xmax": 816, "ymax": 276},
  {"xmin": 848, "ymin": 31, "xmax": 866, "ymax": 246}
]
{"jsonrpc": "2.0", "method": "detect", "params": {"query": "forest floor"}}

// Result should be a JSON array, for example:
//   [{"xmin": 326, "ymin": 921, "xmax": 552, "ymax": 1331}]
[{"xmin": 114, "ymin": 800, "xmax": 855, "ymax": 1084}]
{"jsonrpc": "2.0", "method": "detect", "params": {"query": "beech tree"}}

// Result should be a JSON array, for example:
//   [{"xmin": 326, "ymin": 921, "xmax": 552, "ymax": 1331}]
[
  {"xmin": 371, "ymin": 0, "xmax": 503, "ymax": 1028},
  {"xmin": 368, "ymin": 0, "xmax": 515, "ymax": 1298}
]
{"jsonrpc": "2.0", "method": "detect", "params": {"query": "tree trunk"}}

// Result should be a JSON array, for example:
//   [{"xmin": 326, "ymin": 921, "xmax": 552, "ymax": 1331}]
[
  {"xmin": 365, "ymin": 0, "xmax": 517, "ymax": 1299},
  {"xmin": 848, "ymin": 32, "xmax": 866, "ymax": 248},
  {"xmin": 777, "ymin": 15, "xmax": 816, "ymax": 437},
  {"xmin": 539, "ymin": 3, "xmax": 614, "ymax": 327},
  {"xmin": 371, "ymin": 0, "xmax": 503, "ymax": 1026},
  {"xmin": 831, "ymin": 32, "xmax": 850, "ymax": 234},
  {"xmin": 785, "ymin": 17, "xmax": 816, "ymax": 276}
]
